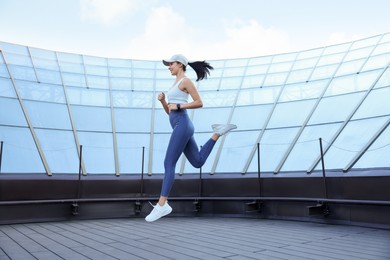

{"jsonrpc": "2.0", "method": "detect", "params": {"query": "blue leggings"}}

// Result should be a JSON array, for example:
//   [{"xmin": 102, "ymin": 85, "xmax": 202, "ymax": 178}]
[{"xmin": 161, "ymin": 109, "xmax": 216, "ymax": 197}]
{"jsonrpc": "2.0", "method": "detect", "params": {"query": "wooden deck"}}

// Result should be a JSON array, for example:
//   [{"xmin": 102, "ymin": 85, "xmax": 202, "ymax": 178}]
[{"xmin": 1, "ymin": 217, "xmax": 389, "ymax": 260}]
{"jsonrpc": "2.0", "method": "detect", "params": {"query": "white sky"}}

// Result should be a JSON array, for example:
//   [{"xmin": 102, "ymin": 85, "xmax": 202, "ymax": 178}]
[{"xmin": 1, "ymin": 0, "xmax": 389, "ymax": 61}]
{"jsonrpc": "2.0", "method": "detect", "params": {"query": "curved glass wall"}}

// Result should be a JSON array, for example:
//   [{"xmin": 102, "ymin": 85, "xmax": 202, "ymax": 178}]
[{"xmin": 0, "ymin": 33, "xmax": 389, "ymax": 175}]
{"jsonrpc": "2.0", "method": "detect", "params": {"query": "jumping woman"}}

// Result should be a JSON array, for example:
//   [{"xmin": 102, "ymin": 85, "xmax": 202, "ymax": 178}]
[{"xmin": 145, "ymin": 54, "xmax": 237, "ymax": 222}]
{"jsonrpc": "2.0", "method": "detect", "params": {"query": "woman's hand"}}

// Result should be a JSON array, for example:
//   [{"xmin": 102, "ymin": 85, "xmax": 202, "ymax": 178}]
[
  {"xmin": 168, "ymin": 103, "xmax": 178, "ymax": 113},
  {"xmin": 158, "ymin": 92, "xmax": 165, "ymax": 102}
]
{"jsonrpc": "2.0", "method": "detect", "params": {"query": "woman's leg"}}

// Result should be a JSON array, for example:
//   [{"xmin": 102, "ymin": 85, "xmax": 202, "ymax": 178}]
[
  {"xmin": 184, "ymin": 136, "xmax": 217, "ymax": 168},
  {"xmin": 160, "ymin": 115, "xmax": 194, "ymax": 199}
]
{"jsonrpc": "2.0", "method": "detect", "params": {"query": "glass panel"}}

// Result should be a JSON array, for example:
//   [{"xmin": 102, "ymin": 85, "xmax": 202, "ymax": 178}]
[
  {"xmin": 133, "ymin": 68, "xmax": 154, "ymax": 78},
  {"xmin": 77, "ymin": 131, "xmax": 115, "ymax": 174},
  {"xmin": 0, "ymin": 78, "xmax": 16, "ymax": 98},
  {"xmin": 109, "ymin": 67, "xmax": 132, "ymax": 77},
  {"xmin": 35, "ymin": 129, "xmax": 79, "ymax": 173},
  {"xmin": 263, "ymin": 72, "xmax": 288, "ymax": 86},
  {"xmin": 0, "ymin": 126, "xmax": 45, "ymax": 173},
  {"xmin": 325, "ymin": 70, "xmax": 380, "ymax": 97},
  {"xmin": 32, "ymin": 58, "xmax": 59, "ymax": 71},
  {"xmin": 334, "ymin": 59, "xmax": 365, "ymax": 76},
  {"xmin": 361, "ymin": 53, "xmax": 390, "ymax": 72},
  {"xmin": 0, "ymin": 97, "xmax": 28, "ymax": 126},
  {"xmin": 279, "ymin": 80, "xmax": 327, "ymax": 102},
  {"xmin": 153, "ymin": 108, "xmax": 175, "ymax": 133},
  {"xmin": 310, "ymin": 64, "xmax": 338, "ymax": 80},
  {"xmin": 132, "ymin": 60, "xmax": 156, "ymax": 69},
  {"xmin": 112, "ymin": 90, "xmax": 153, "ymax": 108},
  {"xmin": 248, "ymin": 56, "xmax": 272, "ymax": 66},
  {"xmin": 67, "ymin": 87, "xmax": 110, "ymax": 106},
  {"xmin": 308, "ymin": 92, "xmax": 365, "ymax": 125},
  {"xmin": 83, "ymin": 55, "xmax": 107, "ymax": 66},
  {"xmin": 285, "ymin": 68, "xmax": 312, "ymax": 84},
  {"xmin": 197, "ymin": 78, "xmax": 220, "ymax": 90},
  {"xmin": 344, "ymin": 46, "xmax": 374, "ymax": 62},
  {"xmin": 317, "ymin": 53, "xmax": 345, "ymax": 66},
  {"xmin": 192, "ymin": 107, "xmax": 231, "ymax": 132},
  {"xmin": 86, "ymin": 75, "xmax": 109, "ymax": 89},
  {"xmin": 57, "ymin": 52, "xmax": 83, "ymax": 63},
  {"xmin": 151, "ymin": 133, "xmax": 170, "ymax": 174},
  {"xmin": 0, "ymin": 63, "xmax": 9, "ymax": 78},
  {"xmin": 15, "ymin": 80, "xmax": 66, "ymax": 103},
  {"xmin": 281, "ymin": 123, "xmax": 342, "ymax": 171},
  {"xmin": 258, "ymin": 127, "xmax": 300, "ymax": 172},
  {"xmin": 24, "ymin": 101, "xmax": 72, "ymax": 130},
  {"xmin": 115, "ymin": 108, "xmax": 151, "ymax": 133},
  {"xmin": 3, "ymin": 53, "xmax": 32, "ymax": 66},
  {"xmin": 107, "ymin": 58, "xmax": 132, "ymax": 68},
  {"xmin": 241, "ymin": 75, "xmax": 265, "ymax": 88},
  {"xmin": 352, "ymin": 86, "xmax": 390, "ymax": 119},
  {"xmin": 372, "ymin": 42, "xmax": 390, "ymax": 56},
  {"xmin": 317, "ymin": 117, "xmax": 388, "ymax": 170},
  {"xmin": 246, "ymin": 64, "xmax": 269, "ymax": 75},
  {"xmin": 296, "ymin": 48, "xmax": 323, "ymax": 60},
  {"xmin": 30, "ymin": 47, "xmax": 57, "ymax": 60},
  {"xmin": 8, "ymin": 65, "xmax": 36, "ymax": 81},
  {"xmin": 268, "ymin": 99, "xmax": 317, "ymax": 128},
  {"xmin": 354, "ymin": 120, "xmax": 390, "ymax": 169},
  {"xmin": 293, "ymin": 57, "xmax": 319, "ymax": 70},
  {"xmin": 62, "ymin": 72, "xmax": 87, "ymax": 87},
  {"xmin": 110, "ymin": 77, "xmax": 132, "ymax": 90},
  {"xmin": 219, "ymin": 77, "xmax": 242, "ymax": 90},
  {"xmin": 117, "ymin": 133, "xmax": 149, "ymax": 174},
  {"xmin": 225, "ymin": 58, "xmax": 248, "ymax": 67},
  {"xmin": 71, "ymin": 105, "xmax": 112, "ymax": 131},
  {"xmin": 36, "ymin": 68, "xmax": 62, "ymax": 84},
  {"xmin": 222, "ymin": 67, "xmax": 246, "ymax": 77},
  {"xmin": 133, "ymin": 78, "xmax": 154, "ymax": 91},
  {"xmin": 351, "ymin": 35, "xmax": 381, "ymax": 50},
  {"xmin": 0, "ymin": 42, "xmax": 29, "ymax": 55},
  {"xmin": 323, "ymin": 42, "xmax": 350, "ymax": 55},
  {"xmin": 231, "ymin": 105, "xmax": 272, "ymax": 130},
  {"xmin": 216, "ymin": 131, "xmax": 258, "ymax": 173},
  {"xmin": 268, "ymin": 61, "xmax": 293, "ymax": 73},
  {"xmin": 85, "ymin": 65, "xmax": 108, "ymax": 76},
  {"xmin": 201, "ymin": 90, "xmax": 237, "ymax": 107},
  {"xmin": 59, "ymin": 61, "xmax": 84, "ymax": 74},
  {"xmin": 374, "ymin": 68, "xmax": 390, "ymax": 89},
  {"xmin": 236, "ymin": 86, "xmax": 281, "ymax": 105}
]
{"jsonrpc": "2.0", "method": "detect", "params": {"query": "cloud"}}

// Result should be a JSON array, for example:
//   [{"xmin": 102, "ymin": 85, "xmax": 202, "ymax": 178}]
[
  {"xmin": 80, "ymin": 0, "xmax": 140, "ymax": 25},
  {"xmin": 123, "ymin": 7, "xmax": 291, "ymax": 60},
  {"xmin": 210, "ymin": 19, "xmax": 291, "ymax": 59},
  {"xmin": 123, "ymin": 6, "xmax": 196, "ymax": 59},
  {"xmin": 325, "ymin": 32, "xmax": 363, "ymax": 46}
]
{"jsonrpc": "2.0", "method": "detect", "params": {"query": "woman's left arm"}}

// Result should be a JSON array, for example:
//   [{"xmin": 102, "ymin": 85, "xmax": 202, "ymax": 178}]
[
  {"xmin": 180, "ymin": 79, "xmax": 203, "ymax": 109},
  {"xmin": 167, "ymin": 78, "xmax": 203, "ymax": 111}
]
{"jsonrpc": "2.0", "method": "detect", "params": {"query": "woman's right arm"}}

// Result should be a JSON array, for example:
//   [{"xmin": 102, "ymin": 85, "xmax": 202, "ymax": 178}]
[{"xmin": 158, "ymin": 92, "xmax": 170, "ymax": 115}]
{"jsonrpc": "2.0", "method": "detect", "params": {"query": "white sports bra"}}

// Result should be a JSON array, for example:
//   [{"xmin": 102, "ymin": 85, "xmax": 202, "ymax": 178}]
[{"xmin": 167, "ymin": 77, "xmax": 189, "ymax": 104}]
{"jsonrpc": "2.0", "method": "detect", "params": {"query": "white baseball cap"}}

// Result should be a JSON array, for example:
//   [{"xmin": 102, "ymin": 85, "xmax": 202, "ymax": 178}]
[{"xmin": 162, "ymin": 54, "xmax": 188, "ymax": 66}]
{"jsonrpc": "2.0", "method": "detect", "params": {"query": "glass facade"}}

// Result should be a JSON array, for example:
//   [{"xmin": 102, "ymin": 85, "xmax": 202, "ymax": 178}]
[{"xmin": 0, "ymin": 33, "xmax": 389, "ymax": 175}]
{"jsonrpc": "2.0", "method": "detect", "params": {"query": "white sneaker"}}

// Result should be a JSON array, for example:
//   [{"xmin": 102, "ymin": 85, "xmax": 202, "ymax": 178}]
[
  {"xmin": 145, "ymin": 201, "xmax": 172, "ymax": 222},
  {"xmin": 212, "ymin": 124, "xmax": 237, "ymax": 136}
]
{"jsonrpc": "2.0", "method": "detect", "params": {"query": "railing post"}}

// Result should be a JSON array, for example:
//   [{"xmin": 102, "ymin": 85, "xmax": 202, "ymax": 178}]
[
  {"xmin": 319, "ymin": 138, "xmax": 328, "ymax": 199},
  {"xmin": 307, "ymin": 138, "xmax": 330, "ymax": 216},
  {"xmin": 194, "ymin": 146, "xmax": 202, "ymax": 212},
  {"xmin": 140, "ymin": 146, "xmax": 145, "ymax": 195},
  {"xmin": 135, "ymin": 146, "xmax": 145, "ymax": 215},
  {"xmin": 0, "ymin": 141, "xmax": 3, "ymax": 173},
  {"xmin": 72, "ymin": 144, "xmax": 83, "ymax": 215},
  {"xmin": 257, "ymin": 142, "xmax": 261, "ymax": 197}
]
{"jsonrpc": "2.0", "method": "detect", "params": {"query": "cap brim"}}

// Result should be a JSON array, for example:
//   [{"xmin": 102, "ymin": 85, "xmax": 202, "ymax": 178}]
[{"xmin": 162, "ymin": 59, "xmax": 173, "ymax": 66}]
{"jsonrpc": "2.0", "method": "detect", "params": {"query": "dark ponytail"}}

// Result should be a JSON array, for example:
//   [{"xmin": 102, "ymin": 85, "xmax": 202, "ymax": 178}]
[{"xmin": 184, "ymin": 61, "xmax": 214, "ymax": 81}]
